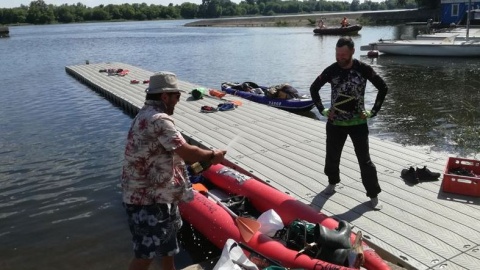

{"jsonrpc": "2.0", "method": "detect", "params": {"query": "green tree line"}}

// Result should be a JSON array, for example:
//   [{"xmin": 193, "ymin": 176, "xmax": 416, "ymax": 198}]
[{"xmin": 0, "ymin": 0, "xmax": 439, "ymax": 25}]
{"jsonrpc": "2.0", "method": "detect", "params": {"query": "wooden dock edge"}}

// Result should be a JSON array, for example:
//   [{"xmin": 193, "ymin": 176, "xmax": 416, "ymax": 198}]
[{"xmin": 65, "ymin": 66, "xmax": 140, "ymax": 117}]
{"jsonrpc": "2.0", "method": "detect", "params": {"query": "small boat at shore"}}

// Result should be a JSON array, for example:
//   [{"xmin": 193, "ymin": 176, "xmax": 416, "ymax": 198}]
[
  {"xmin": 0, "ymin": 26, "xmax": 9, "ymax": 38},
  {"xmin": 416, "ymin": 27, "xmax": 480, "ymax": 41},
  {"xmin": 179, "ymin": 164, "xmax": 391, "ymax": 270},
  {"xmin": 313, "ymin": 24, "xmax": 362, "ymax": 35},
  {"xmin": 361, "ymin": 2, "xmax": 480, "ymax": 57}
]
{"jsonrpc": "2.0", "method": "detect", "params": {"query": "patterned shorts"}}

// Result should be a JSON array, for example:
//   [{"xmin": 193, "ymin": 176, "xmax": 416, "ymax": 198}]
[{"xmin": 124, "ymin": 203, "xmax": 182, "ymax": 259}]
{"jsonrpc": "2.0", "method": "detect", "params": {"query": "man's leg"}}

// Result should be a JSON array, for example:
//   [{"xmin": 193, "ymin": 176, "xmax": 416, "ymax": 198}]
[
  {"xmin": 128, "ymin": 255, "xmax": 175, "ymax": 270},
  {"xmin": 160, "ymin": 256, "xmax": 176, "ymax": 270},
  {"xmin": 128, "ymin": 258, "xmax": 153, "ymax": 270},
  {"xmin": 156, "ymin": 203, "xmax": 182, "ymax": 270},
  {"xmin": 125, "ymin": 203, "xmax": 157, "ymax": 270},
  {"xmin": 324, "ymin": 123, "xmax": 348, "ymax": 185},
  {"xmin": 125, "ymin": 203, "xmax": 181, "ymax": 270},
  {"xmin": 349, "ymin": 124, "xmax": 381, "ymax": 198}
]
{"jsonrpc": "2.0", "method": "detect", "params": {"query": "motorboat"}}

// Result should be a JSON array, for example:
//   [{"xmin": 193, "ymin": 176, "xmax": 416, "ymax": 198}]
[
  {"xmin": 360, "ymin": 38, "xmax": 480, "ymax": 57},
  {"xmin": 313, "ymin": 24, "xmax": 362, "ymax": 35},
  {"xmin": 361, "ymin": 1, "xmax": 480, "ymax": 57},
  {"xmin": 416, "ymin": 28, "xmax": 480, "ymax": 41}
]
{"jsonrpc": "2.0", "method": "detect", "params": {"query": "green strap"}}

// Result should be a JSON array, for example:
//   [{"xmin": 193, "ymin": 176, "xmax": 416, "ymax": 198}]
[{"xmin": 332, "ymin": 93, "xmax": 355, "ymax": 114}]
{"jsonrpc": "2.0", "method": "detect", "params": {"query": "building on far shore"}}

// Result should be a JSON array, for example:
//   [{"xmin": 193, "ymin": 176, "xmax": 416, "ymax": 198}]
[{"xmin": 440, "ymin": 0, "xmax": 480, "ymax": 25}]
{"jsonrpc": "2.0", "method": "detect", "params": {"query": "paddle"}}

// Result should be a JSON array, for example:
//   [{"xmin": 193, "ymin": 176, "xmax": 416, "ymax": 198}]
[
  {"xmin": 237, "ymin": 242, "xmax": 283, "ymax": 267},
  {"xmin": 192, "ymin": 183, "xmax": 260, "ymax": 242},
  {"xmin": 348, "ymin": 231, "xmax": 365, "ymax": 268}
]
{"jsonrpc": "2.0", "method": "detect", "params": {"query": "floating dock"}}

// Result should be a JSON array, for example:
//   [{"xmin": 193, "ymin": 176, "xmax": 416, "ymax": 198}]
[{"xmin": 66, "ymin": 62, "xmax": 480, "ymax": 270}]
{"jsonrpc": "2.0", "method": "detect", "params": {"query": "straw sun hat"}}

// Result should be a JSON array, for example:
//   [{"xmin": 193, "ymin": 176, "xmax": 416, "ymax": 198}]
[{"xmin": 145, "ymin": 71, "xmax": 184, "ymax": 94}]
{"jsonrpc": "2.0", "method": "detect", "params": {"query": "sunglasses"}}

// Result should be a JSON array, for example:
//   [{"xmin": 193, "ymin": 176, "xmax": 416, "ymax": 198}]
[{"xmin": 167, "ymin": 92, "xmax": 181, "ymax": 99}]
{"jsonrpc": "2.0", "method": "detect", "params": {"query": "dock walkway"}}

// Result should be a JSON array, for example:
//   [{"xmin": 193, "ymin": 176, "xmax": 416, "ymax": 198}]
[{"xmin": 66, "ymin": 62, "xmax": 480, "ymax": 270}]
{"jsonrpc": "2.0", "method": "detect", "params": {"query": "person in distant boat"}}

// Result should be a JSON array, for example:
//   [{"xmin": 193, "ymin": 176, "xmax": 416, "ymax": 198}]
[
  {"xmin": 317, "ymin": 19, "xmax": 325, "ymax": 29},
  {"xmin": 309, "ymin": 36, "xmax": 388, "ymax": 210},
  {"xmin": 426, "ymin": 18, "xmax": 433, "ymax": 34},
  {"xmin": 121, "ymin": 72, "xmax": 226, "ymax": 270},
  {"xmin": 340, "ymin": 17, "xmax": 349, "ymax": 28}
]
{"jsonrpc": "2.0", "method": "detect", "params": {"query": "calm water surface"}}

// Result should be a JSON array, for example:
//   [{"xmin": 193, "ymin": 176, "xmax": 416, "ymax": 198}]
[{"xmin": 0, "ymin": 20, "xmax": 479, "ymax": 270}]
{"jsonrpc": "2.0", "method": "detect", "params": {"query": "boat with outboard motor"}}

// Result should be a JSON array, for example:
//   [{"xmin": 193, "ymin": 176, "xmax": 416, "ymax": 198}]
[
  {"xmin": 313, "ymin": 24, "xmax": 362, "ymax": 35},
  {"xmin": 220, "ymin": 82, "xmax": 315, "ymax": 112},
  {"xmin": 179, "ymin": 164, "xmax": 391, "ymax": 270}
]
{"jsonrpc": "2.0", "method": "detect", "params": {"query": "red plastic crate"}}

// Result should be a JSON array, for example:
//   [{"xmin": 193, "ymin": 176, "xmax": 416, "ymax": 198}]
[{"xmin": 442, "ymin": 157, "xmax": 480, "ymax": 197}]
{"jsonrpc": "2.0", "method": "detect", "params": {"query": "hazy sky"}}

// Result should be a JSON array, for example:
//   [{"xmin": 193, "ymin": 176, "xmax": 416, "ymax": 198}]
[{"xmin": 1, "ymin": 0, "xmax": 383, "ymax": 9}]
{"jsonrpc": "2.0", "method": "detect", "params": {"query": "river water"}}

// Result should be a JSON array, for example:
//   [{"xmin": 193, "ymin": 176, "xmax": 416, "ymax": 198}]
[{"xmin": 0, "ymin": 20, "xmax": 479, "ymax": 270}]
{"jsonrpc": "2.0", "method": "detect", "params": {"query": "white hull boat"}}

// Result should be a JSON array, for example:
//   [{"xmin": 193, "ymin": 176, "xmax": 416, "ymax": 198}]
[
  {"xmin": 416, "ymin": 28, "xmax": 480, "ymax": 41},
  {"xmin": 361, "ymin": 39, "xmax": 480, "ymax": 57},
  {"xmin": 361, "ymin": 2, "xmax": 480, "ymax": 57}
]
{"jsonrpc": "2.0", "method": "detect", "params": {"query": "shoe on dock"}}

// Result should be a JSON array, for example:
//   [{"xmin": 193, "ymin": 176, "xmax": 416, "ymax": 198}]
[
  {"xmin": 200, "ymin": 106, "xmax": 217, "ymax": 113},
  {"xmin": 401, "ymin": 166, "xmax": 419, "ymax": 184},
  {"xmin": 323, "ymin": 184, "xmax": 336, "ymax": 195},
  {"xmin": 370, "ymin": 197, "xmax": 383, "ymax": 210},
  {"xmin": 416, "ymin": 166, "xmax": 440, "ymax": 182},
  {"xmin": 218, "ymin": 103, "xmax": 235, "ymax": 111}
]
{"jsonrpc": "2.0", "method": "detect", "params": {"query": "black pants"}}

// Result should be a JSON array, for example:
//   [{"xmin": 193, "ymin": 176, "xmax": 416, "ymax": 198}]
[{"xmin": 324, "ymin": 123, "xmax": 381, "ymax": 198}]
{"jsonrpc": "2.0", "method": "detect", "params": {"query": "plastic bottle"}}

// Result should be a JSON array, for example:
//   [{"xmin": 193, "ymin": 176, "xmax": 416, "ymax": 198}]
[
  {"xmin": 190, "ymin": 160, "xmax": 212, "ymax": 175},
  {"xmin": 190, "ymin": 150, "xmax": 215, "ymax": 175}
]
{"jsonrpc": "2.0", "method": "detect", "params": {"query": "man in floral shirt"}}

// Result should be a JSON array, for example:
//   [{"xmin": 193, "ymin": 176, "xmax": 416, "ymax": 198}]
[{"xmin": 122, "ymin": 71, "xmax": 226, "ymax": 270}]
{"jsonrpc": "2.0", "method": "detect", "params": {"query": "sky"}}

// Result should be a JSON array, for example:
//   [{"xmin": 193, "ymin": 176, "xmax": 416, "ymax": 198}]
[{"xmin": 1, "ymin": 0, "xmax": 383, "ymax": 9}]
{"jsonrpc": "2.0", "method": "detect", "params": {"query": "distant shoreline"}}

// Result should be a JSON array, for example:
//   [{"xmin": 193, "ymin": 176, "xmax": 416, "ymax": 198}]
[
  {"xmin": 185, "ymin": 13, "xmax": 361, "ymax": 27},
  {"xmin": 184, "ymin": 9, "xmax": 438, "ymax": 27}
]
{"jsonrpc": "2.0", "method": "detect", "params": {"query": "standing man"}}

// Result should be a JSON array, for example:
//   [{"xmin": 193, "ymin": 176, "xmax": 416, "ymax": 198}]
[
  {"xmin": 310, "ymin": 37, "xmax": 388, "ymax": 210},
  {"xmin": 121, "ymin": 71, "xmax": 227, "ymax": 270}
]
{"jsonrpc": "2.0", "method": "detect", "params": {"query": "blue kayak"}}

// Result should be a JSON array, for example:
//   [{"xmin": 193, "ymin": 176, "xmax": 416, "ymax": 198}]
[{"xmin": 221, "ymin": 82, "xmax": 315, "ymax": 112}]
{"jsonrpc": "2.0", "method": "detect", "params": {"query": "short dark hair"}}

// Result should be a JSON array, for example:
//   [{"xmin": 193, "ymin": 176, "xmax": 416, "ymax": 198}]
[{"xmin": 336, "ymin": 36, "xmax": 354, "ymax": 49}]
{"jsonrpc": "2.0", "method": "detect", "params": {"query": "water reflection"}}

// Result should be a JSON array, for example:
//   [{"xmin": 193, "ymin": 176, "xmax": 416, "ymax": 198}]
[{"xmin": 361, "ymin": 54, "xmax": 480, "ymax": 156}]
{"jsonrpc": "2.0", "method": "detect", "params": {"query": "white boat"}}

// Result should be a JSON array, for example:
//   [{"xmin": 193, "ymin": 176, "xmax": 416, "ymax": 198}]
[
  {"xmin": 416, "ymin": 28, "xmax": 480, "ymax": 41},
  {"xmin": 361, "ymin": 38, "xmax": 480, "ymax": 56},
  {"xmin": 360, "ymin": 1, "xmax": 480, "ymax": 57}
]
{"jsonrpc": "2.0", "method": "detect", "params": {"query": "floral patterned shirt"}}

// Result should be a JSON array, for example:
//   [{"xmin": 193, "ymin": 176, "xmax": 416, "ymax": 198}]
[{"xmin": 121, "ymin": 100, "xmax": 193, "ymax": 205}]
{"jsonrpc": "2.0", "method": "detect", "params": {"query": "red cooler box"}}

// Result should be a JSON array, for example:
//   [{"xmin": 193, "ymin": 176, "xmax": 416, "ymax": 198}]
[{"xmin": 442, "ymin": 157, "xmax": 480, "ymax": 197}]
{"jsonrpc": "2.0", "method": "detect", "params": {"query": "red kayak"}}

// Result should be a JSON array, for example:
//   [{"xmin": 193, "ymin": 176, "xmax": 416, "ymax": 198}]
[{"xmin": 179, "ymin": 164, "xmax": 390, "ymax": 270}]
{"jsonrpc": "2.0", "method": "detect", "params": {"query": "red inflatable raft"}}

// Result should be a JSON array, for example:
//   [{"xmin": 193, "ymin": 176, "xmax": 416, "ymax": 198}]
[{"xmin": 179, "ymin": 164, "xmax": 390, "ymax": 270}]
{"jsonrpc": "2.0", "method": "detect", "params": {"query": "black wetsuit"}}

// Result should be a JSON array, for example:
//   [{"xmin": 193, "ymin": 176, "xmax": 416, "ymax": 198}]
[{"xmin": 310, "ymin": 59, "xmax": 388, "ymax": 198}]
